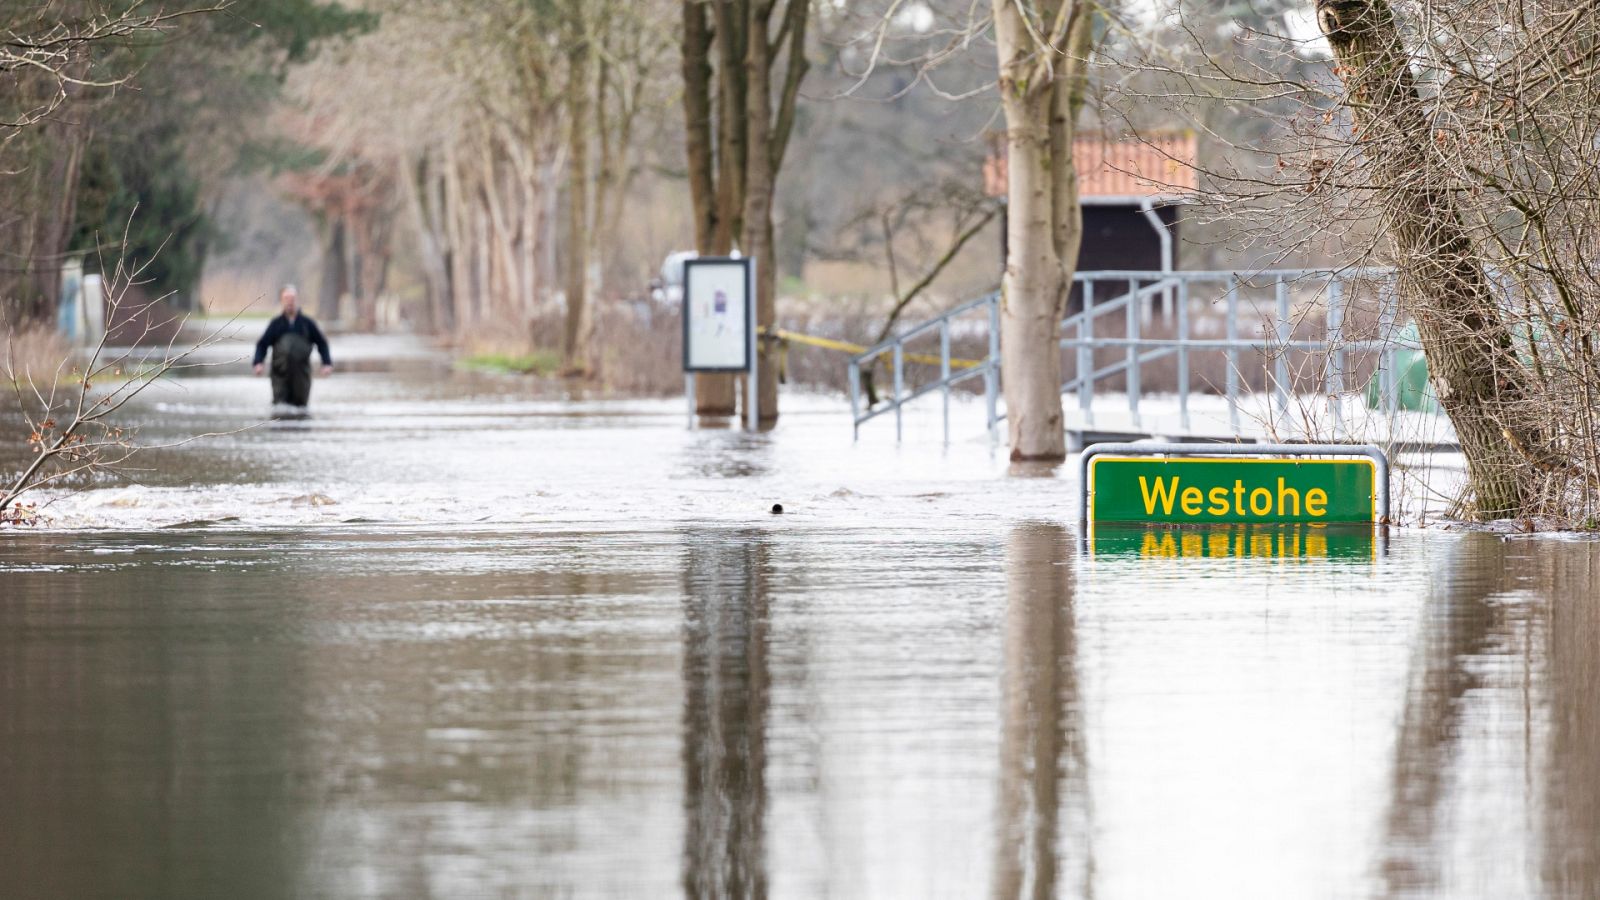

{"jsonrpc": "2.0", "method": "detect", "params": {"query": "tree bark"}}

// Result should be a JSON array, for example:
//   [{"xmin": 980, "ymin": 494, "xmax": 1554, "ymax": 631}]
[
  {"xmin": 712, "ymin": 0, "xmax": 748, "ymax": 255},
  {"xmin": 1317, "ymin": 0, "xmax": 1537, "ymax": 517},
  {"xmin": 398, "ymin": 154, "xmax": 448, "ymax": 333},
  {"xmin": 682, "ymin": 0, "xmax": 717, "ymax": 252},
  {"xmin": 742, "ymin": 0, "xmax": 779, "ymax": 423},
  {"xmin": 562, "ymin": 0, "xmax": 594, "ymax": 375},
  {"xmin": 444, "ymin": 144, "xmax": 474, "ymax": 331},
  {"xmin": 992, "ymin": 0, "xmax": 1093, "ymax": 461},
  {"xmin": 318, "ymin": 217, "xmax": 347, "ymax": 322},
  {"xmin": 689, "ymin": 0, "xmax": 748, "ymax": 415},
  {"xmin": 734, "ymin": 0, "xmax": 809, "ymax": 425}
]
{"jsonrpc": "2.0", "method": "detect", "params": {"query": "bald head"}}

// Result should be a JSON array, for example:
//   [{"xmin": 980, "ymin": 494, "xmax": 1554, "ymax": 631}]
[{"xmin": 280, "ymin": 285, "xmax": 299, "ymax": 319}]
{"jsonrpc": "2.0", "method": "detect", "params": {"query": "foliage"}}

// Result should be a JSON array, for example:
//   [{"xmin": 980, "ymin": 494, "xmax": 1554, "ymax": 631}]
[
  {"xmin": 211, "ymin": 0, "xmax": 377, "ymax": 70},
  {"xmin": 70, "ymin": 126, "xmax": 212, "ymax": 304}
]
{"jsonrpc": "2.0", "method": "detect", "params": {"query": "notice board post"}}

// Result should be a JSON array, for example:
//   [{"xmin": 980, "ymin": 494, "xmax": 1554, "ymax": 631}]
[{"xmin": 683, "ymin": 257, "xmax": 758, "ymax": 432}]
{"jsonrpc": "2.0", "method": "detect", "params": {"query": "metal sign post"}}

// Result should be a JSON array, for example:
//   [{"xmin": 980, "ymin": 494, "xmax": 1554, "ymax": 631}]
[{"xmin": 745, "ymin": 259, "xmax": 758, "ymax": 433}]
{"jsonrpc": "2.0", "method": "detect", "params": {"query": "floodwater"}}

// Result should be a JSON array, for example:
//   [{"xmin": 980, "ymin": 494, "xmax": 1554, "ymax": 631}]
[{"xmin": 2, "ymin": 332, "xmax": 1597, "ymax": 899}]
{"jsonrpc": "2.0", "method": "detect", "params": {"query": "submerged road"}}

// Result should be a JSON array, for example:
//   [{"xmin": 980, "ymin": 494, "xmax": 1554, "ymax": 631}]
[{"xmin": 1, "ymin": 332, "xmax": 1597, "ymax": 898}]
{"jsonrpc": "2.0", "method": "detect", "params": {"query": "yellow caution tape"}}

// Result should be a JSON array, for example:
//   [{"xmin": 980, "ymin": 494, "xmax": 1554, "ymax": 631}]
[{"xmin": 758, "ymin": 326, "xmax": 983, "ymax": 369}]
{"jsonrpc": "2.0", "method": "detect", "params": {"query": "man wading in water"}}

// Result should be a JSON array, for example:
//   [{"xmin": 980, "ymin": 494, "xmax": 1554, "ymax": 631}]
[{"xmin": 252, "ymin": 285, "xmax": 332, "ymax": 410}]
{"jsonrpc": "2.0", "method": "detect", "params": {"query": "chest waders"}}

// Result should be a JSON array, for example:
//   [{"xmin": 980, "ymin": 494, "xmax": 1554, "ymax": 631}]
[{"xmin": 270, "ymin": 331, "xmax": 315, "ymax": 406}]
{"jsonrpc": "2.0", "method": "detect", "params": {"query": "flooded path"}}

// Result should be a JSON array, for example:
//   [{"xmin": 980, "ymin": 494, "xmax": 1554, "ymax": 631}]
[{"xmin": 2, "ymin": 333, "xmax": 1597, "ymax": 898}]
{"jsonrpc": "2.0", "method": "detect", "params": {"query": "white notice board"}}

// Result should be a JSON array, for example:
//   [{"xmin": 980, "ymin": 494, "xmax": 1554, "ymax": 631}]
[{"xmin": 682, "ymin": 257, "xmax": 753, "ymax": 372}]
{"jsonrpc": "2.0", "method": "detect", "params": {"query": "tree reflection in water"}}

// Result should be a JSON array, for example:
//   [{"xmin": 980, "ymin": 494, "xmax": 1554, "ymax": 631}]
[
  {"xmin": 680, "ymin": 528, "xmax": 771, "ymax": 899},
  {"xmin": 993, "ymin": 522, "xmax": 1093, "ymax": 900},
  {"xmin": 1542, "ymin": 541, "xmax": 1599, "ymax": 898},
  {"xmin": 1379, "ymin": 534, "xmax": 1600, "ymax": 899}
]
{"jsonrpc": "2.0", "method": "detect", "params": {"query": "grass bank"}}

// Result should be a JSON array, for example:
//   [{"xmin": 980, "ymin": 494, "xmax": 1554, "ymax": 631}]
[{"xmin": 455, "ymin": 348, "xmax": 563, "ymax": 377}]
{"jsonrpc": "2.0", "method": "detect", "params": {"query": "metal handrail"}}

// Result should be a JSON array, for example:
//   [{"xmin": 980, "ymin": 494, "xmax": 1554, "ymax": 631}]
[
  {"xmin": 849, "ymin": 267, "xmax": 1432, "ymax": 445},
  {"xmin": 852, "ymin": 291, "xmax": 999, "ymax": 363}
]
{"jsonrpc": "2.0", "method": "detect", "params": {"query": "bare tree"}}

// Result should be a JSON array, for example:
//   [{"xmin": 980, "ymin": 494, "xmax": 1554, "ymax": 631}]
[
  {"xmin": 1115, "ymin": 0, "xmax": 1600, "ymax": 522},
  {"xmin": 562, "ymin": 0, "xmax": 596, "ymax": 374},
  {"xmin": 992, "ymin": 0, "xmax": 1096, "ymax": 461},
  {"xmin": 2, "ymin": 245, "xmax": 238, "ymax": 523},
  {"xmin": 680, "ymin": 0, "xmax": 810, "ymax": 422}
]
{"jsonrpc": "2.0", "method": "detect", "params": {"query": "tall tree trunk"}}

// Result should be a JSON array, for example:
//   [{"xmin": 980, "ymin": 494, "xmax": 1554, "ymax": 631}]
[
  {"xmin": 504, "ymin": 135, "xmax": 539, "ymax": 317},
  {"xmin": 481, "ymin": 140, "xmax": 521, "ymax": 325},
  {"xmin": 1317, "ymin": 0, "xmax": 1537, "ymax": 518},
  {"xmin": 444, "ymin": 145, "xmax": 473, "ymax": 332},
  {"xmin": 398, "ymin": 153, "xmax": 450, "ymax": 333},
  {"xmin": 737, "ymin": 0, "xmax": 809, "ymax": 425},
  {"xmin": 473, "ymin": 195, "xmax": 492, "ymax": 327},
  {"xmin": 318, "ymin": 217, "xmax": 347, "ymax": 322},
  {"xmin": 590, "ymin": 53, "xmax": 614, "ymax": 306},
  {"xmin": 34, "ymin": 125, "xmax": 85, "ymax": 319},
  {"xmin": 563, "ymin": 1, "xmax": 594, "ymax": 376},
  {"xmin": 686, "ymin": 0, "xmax": 746, "ymax": 415},
  {"xmin": 742, "ymin": 0, "xmax": 779, "ymax": 423},
  {"xmin": 712, "ymin": 0, "xmax": 748, "ymax": 255},
  {"xmin": 682, "ymin": 0, "xmax": 717, "ymax": 251},
  {"xmin": 992, "ymin": 0, "xmax": 1093, "ymax": 462}
]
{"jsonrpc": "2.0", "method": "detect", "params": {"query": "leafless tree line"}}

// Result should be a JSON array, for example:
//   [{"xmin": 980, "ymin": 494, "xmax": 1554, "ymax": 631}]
[
  {"xmin": 1106, "ymin": 0, "xmax": 1600, "ymax": 523},
  {"xmin": 279, "ymin": 0, "xmax": 670, "ymax": 374}
]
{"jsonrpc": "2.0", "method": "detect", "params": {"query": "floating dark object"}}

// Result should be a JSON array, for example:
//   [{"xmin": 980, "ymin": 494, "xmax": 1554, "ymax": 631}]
[{"xmin": 770, "ymin": 503, "xmax": 784, "ymax": 515}]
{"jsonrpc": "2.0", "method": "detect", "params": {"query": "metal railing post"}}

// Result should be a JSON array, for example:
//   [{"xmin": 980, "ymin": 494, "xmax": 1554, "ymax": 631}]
[
  {"xmin": 687, "ymin": 372, "xmax": 697, "ymax": 431},
  {"xmin": 1126, "ymin": 278, "xmax": 1141, "ymax": 426},
  {"xmin": 1226, "ymin": 274, "xmax": 1240, "ymax": 435},
  {"xmin": 940, "ymin": 320, "xmax": 951, "ymax": 446},
  {"xmin": 1177, "ymin": 277, "xmax": 1191, "ymax": 432},
  {"xmin": 1275, "ymin": 275, "xmax": 1291, "ymax": 431},
  {"xmin": 1079, "ymin": 280, "xmax": 1094, "ymax": 426},
  {"xmin": 893, "ymin": 342, "xmax": 904, "ymax": 442},
  {"xmin": 987, "ymin": 296, "xmax": 1001, "ymax": 444},
  {"xmin": 847, "ymin": 361, "xmax": 861, "ymax": 441},
  {"xmin": 1327, "ymin": 278, "xmax": 1344, "ymax": 439},
  {"xmin": 1377, "ymin": 281, "xmax": 1398, "ymax": 415},
  {"xmin": 1386, "ymin": 347, "xmax": 1400, "ymax": 415}
]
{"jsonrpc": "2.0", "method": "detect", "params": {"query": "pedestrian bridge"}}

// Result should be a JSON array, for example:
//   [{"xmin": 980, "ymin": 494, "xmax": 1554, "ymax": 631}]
[{"xmin": 847, "ymin": 269, "xmax": 1452, "ymax": 449}]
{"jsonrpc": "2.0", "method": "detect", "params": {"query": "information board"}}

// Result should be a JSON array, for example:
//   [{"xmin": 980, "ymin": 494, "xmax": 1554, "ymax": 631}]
[
  {"xmin": 1088, "ymin": 456, "xmax": 1377, "ymax": 525},
  {"xmin": 682, "ymin": 257, "xmax": 753, "ymax": 372}
]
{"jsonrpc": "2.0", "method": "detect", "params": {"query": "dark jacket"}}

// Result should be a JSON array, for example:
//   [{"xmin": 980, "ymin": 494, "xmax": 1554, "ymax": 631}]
[{"xmin": 253, "ymin": 313, "xmax": 332, "ymax": 367}]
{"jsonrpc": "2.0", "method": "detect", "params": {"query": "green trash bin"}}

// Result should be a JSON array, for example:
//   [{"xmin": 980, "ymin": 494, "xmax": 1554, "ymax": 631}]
[{"xmin": 1365, "ymin": 323, "xmax": 1435, "ymax": 411}]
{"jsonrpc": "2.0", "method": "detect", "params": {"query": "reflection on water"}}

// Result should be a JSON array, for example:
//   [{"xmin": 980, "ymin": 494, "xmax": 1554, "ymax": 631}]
[
  {"xmin": 1379, "ymin": 535, "xmax": 1600, "ymax": 899},
  {"xmin": 4, "ymin": 335, "xmax": 1600, "ymax": 898},
  {"xmin": 681, "ymin": 529, "xmax": 770, "ymax": 898},
  {"xmin": 1546, "ymin": 542, "xmax": 1600, "ymax": 898},
  {"xmin": 1379, "ymin": 536, "xmax": 1508, "ymax": 894},
  {"xmin": 994, "ymin": 524, "xmax": 1090, "ymax": 899},
  {"xmin": 1090, "ymin": 523, "xmax": 1380, "ymax": 560},
  {"xmin": 0, "ymin": 551, "xmax": 307, "ymax": 898}
]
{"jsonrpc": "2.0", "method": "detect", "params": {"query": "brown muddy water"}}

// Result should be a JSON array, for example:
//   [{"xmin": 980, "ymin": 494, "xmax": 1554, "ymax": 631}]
[{"xmin": 2, "ymin": 333, "xmax": 1598, "ymax": 899}]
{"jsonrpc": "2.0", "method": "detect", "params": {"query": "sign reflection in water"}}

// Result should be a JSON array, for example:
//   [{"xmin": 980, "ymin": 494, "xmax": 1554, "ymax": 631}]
[{"xmin": 1087, "ymin": 524, "xmax": 1382, "ymax": 560}]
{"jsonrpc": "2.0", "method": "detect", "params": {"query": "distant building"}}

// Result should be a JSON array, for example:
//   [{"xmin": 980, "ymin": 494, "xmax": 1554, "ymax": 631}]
[{"xmin": 985, "ymin": 133, "xmax": 1198, "ymax": 311}]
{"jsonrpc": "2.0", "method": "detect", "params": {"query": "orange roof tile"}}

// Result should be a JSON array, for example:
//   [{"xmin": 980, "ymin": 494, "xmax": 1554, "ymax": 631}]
[{"xmin": 984, "ymin": 133, "xmax": 1198, "ymax": 200}]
